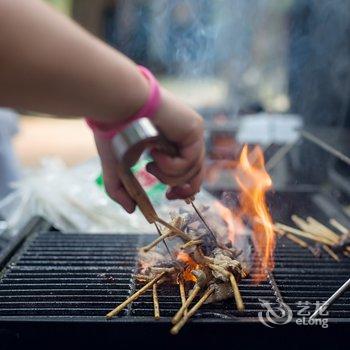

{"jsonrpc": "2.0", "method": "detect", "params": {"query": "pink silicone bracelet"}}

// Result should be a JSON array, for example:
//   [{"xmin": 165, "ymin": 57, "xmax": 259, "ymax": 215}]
[{"xmin": 85, "ymin": 65, "xmax": 161, "ymax": 139}]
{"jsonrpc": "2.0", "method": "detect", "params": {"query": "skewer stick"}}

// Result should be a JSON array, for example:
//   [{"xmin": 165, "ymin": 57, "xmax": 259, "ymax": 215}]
[
  {"xmin": 172, "ymin": 284, "xmax": 201, "ymax": 324},
  {"xmin": 106, "ymin": 272, "xmax": 166, "ymax": 319},
  {"xmin": 155, "ymin": 217, "xmax": 191, "ymax": 242},
  {"xmin": 291, "ymin": 215, "xmax": 314, "ymax": 233},
  {"xmin": 330, "ymin": 219, "xmax": 349, "ymax": 235},
  {"xmin": 179, "ymin": 278, "xmax": 187, "ymax": 316},
  {"xmin": 208, "ymin": 263, "xmax": 244, "ymax": 311},
  {"xmin": 292, "ymin": 215, "xmax": 339, "ymax": 243},
  {"xmin": 141, "ymin": 231, "xmax": 173, "ymax": 252},
  {"xmin": 322, "ymin": 245, "xmax": 340, "ymax": 262},
  {"xmin": 275, "ymin": 223, "xmax": 334, "ymax": 245},
  {"xmin": 306, "ymin": 217, "xmax": 340, "ymax": 242},
  {"xmin": 154, "ymin": 222, "xmax": 174, "ymax": 261},
  {"xmin": 171, "ymin": 286, "xmax": 214, "ymax": 335},
  {"xmin": 277, "ymin": 227, "xmax": 309, "ymax": 248},
  {"xmin": 229, "ymin": 273, "xmax": 244, "ymax": 311},
  {"xmin": 285, "ymin": 233, "xmax": 309, "ymax": 248},
  {"xmin": 153, "ymin": 283, "xmax": 160, "ymax": 320},
  {"xmin": 180, "ymin": 239, "xmax": 203, "ymax": 250},
  {"xmin": 189, "ymin": 200, "xmax": 218, "ymax": 243}
]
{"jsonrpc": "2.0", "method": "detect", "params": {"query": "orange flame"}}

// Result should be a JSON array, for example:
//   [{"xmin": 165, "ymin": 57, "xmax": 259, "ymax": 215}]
[
  {"xmin": 235, "ymin": 145, "xmax": 275, "ymax": 282},
  {"xmin": 176, "ymin": 251, "xmax": 199, "ymax": 282}
]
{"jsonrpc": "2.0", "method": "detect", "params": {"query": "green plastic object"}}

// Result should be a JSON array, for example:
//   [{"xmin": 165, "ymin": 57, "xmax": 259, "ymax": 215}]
[{"xmin": 95, "ymin": 157, "xmax": 166, "ymax": 202}]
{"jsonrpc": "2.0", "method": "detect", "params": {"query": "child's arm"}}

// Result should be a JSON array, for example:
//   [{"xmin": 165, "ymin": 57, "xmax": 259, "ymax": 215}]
[{"xmin": 0, "ymin": 0, "xmax": 205, "ymax": 210}]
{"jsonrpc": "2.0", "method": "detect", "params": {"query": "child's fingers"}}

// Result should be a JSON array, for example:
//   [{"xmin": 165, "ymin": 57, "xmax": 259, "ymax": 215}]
[
  {"xmin": 166, "ymin": 166, "xmax": 204, "ymax": 200},
  {"xmin": 150, "ymin": 138, "xmax": 205, "ymax": 177},
  {"xmin": 95, "ymin": 135, "xmax": 136, "ymax": 213},
  {"xmin": 103, "ymin": 177, "xmax": 136, "ymax": 213},
  {"xmin": 146, "ymin": 153, "xmax": 203, "ymax": 186}
]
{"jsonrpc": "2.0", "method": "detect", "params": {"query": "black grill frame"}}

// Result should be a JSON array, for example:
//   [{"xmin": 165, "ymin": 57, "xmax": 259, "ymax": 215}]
[{"xmin": 1, "ymin": 202, "xmax": 350, "ymax": 349}]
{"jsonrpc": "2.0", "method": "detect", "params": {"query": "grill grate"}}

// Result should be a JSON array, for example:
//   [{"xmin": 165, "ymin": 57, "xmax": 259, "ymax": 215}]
[{"xmin": 0, "ymin": 230, "xmax": 349, "ymax": 322}]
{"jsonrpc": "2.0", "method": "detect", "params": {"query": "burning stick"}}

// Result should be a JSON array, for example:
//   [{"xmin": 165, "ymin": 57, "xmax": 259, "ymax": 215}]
[
  {"xmin": 172, "ymin": 270, "xmax": 206, "ymax": 324},
  {"xmin": 106, "ymin": 272, "xmax": 166, "ymax": 319},
  {"xmin": 322, "ymin": 245, "xmax": 340, "ymax": 262},
  {"xmin": 153, "ymin": 283, "xmax": 160, "ymax": 320},
  {"xmin": 178, "ymin": 278, "xmax": 187, "ymax": 316},
  {"xmin": 171, "ymin": 285, "xmax": 214, "ymax": 335}
]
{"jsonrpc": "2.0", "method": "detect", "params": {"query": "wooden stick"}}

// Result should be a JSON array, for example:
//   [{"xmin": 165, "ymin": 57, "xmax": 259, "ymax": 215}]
[
  {"xmin": 285, "ymin": 233, "xmax": 309, "ymax": 248},
  {"xmin": 275, "ymin": 223, "xmax": 335, "ymax": 245},
  {"xmin": 172, "ymin": 284, "xmax": 201, "ymax": 324},
  {"xmin": 292, "ymin": 215, "xmax": 339, "ymax": 243},
  {"xmin": 171, "ymin": 285, "xmax": 214, "ymax": 335},
  {"xmin": 106, "ymin": 272, "xmax": 166, "ymax": 319},
  {"xmin": 179, "ymin": 278, "xmax": 187, "ymax": 316},
  {"xmin": 229, "ymin": 273, "xmax": 244, "ymax": 311},
  {"xmin": 330, "ymin": 219, "xmax": 349, "ymax": 235},
  {"xmin": 155, "ymin": 217, "xmax": 192, "ymax": 242},
  {"xmin": 141, "ymin": 231, "xmax": 173, "ymax": 252},
  {"xmin": 208, "ymin": 263, "xmax": 244, "ymax": 311},
  {"xmin": 153, "ymin": 283, "xmax": 160, "ymax": 320},
  {"xmin": 306, "ymin": 217, "xmax": 340, "ymax": 242},
  {"xmin": 291, "ymin": 215, "xmax": 313, "ymax": 233},
  {"xmin": 180, "ymin": 239, "xmax": 203, "ymax": 250},
  {"xmin": 322, "ymin": 245, "xmax": 340, "ymax": 262},
  {"xmin": 278, "ymin": 227, "xmax": 309, "ymax": 248}
]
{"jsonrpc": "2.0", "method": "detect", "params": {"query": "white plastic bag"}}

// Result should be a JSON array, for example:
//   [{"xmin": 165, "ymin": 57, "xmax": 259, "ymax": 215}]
[{"xmin": 0, "ymin": 157, "xmax": 217, "ymax": 234}]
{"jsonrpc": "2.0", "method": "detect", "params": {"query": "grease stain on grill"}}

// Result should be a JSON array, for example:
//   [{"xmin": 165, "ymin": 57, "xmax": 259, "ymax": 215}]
[{"xmin": 0, "ymin": 231, "xmax": 349, "ymax": 322}]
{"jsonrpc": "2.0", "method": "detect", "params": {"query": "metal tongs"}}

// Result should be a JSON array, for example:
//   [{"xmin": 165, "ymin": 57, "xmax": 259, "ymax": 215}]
[
  {"xmin": 111, "ymin": 118, "xmax": 215, "ymax": 255},
  {"xmin": 111, "ymin": 117, "xmax": 179, "ymax": 225}
]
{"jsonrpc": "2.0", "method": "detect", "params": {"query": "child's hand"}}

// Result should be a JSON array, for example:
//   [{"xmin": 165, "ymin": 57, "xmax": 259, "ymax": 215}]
[
  {"xmin": 94, "ymin": 88, "xmax": 205, "ymax": 213},
  {"xmin": 147, "ymin": 88, "xmax": 205, "ymax": 200}
]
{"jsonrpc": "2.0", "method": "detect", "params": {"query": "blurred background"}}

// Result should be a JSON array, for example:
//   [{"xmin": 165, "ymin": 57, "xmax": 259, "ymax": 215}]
[{"xmin": 5, "ymin": 0, "xmax": 350, "ymax": 193}]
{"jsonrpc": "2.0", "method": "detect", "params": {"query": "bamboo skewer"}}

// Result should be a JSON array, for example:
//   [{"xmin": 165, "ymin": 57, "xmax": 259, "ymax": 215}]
[
  {"xmin": 322, "ymin": 245, "xmax": 340, "ymax": 262},
  {"xmin": 106, "ymin": 272, "xmax": 166, "ymax": 319},
  {"xmin": 229, "ymin": 273, "xmax": 244, "ymax": 311},
  {"xmin": 172, "ymin": 284, "xmax": 201, "ymax": 324},
  {"xmin": 178, "ymin": 278, "xmax": 187, "ymax": 316},
  {"xmin": 285, "ymin": 233, "xmax": 309, "ymax": 248},
  {"xmin": 141, "ymin": 231, "xmax": 173, "ymax": 253},
  {"xmin": 153, "ymin": 283, "xmax": 160, "ymax": 320},
  {"xmin": 180, "ymin": 239, "xmax": 203, "ymax": 250},
  {"xmin": 306, "ymin": 217, "xmax": 340, "ymax": 242},
  {"xmin": 276, "ymin": 227, "xmax": 309, "ymax": 248},
  {"xmin": 155, "ymin": 217, "xmax": 191, "ymax": 242},
  {"xmin": 171, "ymin": 286, "xmax": 214, "ymax": 335},
  {"xmin": 275, "ymin": 223, "xmax": 335, "ymax": 245},
  {"xmin": 330, "ymin": 219, "xmax": 349, "ymax": 235},
  {"xmin": 208, "ymin": 263, "xmax": 244, "ymax": 311}
]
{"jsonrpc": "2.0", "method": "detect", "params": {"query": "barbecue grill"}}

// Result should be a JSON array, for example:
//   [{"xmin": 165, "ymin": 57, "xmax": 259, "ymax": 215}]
[{"xmin": 0, "ymin": 188, "xmax": 349, "ymax": 349}]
